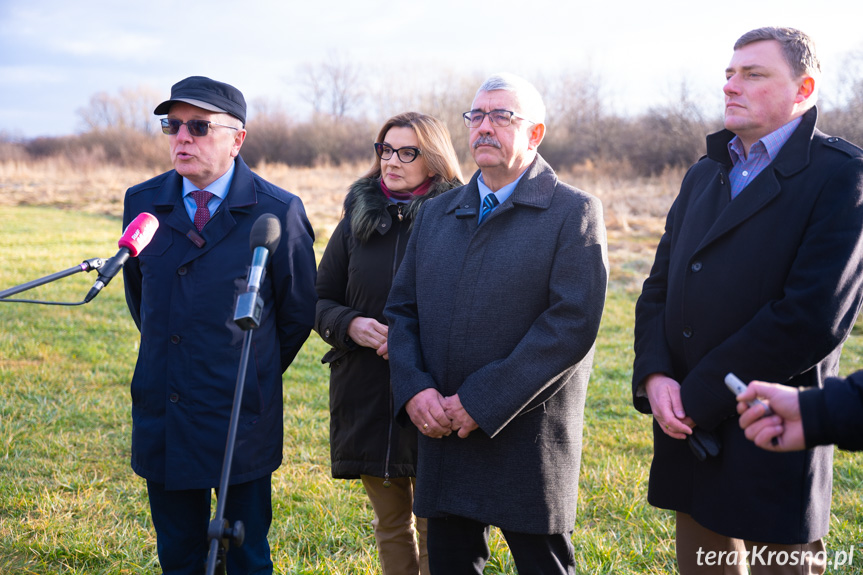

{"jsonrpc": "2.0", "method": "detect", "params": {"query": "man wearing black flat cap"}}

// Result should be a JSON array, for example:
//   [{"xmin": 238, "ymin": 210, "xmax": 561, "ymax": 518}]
[{"xmin": 122, "ymin": 76, "xmax": 317, "ymax": 574}]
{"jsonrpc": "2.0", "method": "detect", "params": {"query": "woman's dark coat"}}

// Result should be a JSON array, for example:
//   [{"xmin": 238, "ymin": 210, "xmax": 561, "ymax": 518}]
[{"xmin": 315, "ymin": 176, "xmax": 458, "ymax": 479}]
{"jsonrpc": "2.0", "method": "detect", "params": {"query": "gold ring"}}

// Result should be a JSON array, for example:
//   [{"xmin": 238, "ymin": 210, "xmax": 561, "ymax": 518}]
[{"xmin": 423, "ymin": 423, "xmax": 429, "ymax": 430}]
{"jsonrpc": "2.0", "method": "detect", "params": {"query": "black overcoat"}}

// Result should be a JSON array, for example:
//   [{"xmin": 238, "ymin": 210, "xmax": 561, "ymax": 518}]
[
  {"xmin": 632, "ymin": 107, "xmax": 863, "ymax": 543},
  {"xmin": 801, "ymin": 371, "xmax": 863, "ymax": 452},
  {"xmin": 315, "ymin": 177, "xmax": 458, "ymax": 479}
]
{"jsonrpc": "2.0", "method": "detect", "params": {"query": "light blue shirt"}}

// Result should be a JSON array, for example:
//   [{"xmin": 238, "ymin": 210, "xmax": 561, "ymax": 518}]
[
  {"xmin": 727, "ymin": 116, "xmax": 802, "ymax": 199},
  {"xmin": 477, "ymin": 168, "xmax": 528, "ymax": 221},
  {"xmin": 181, "ymin": 160, "xmax": 236, "ymax": 223}
]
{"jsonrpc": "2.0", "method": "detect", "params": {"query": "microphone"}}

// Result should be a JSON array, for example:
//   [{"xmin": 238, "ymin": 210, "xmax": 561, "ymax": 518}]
[
  {"xmin": 84, "ymin": 212, "xmax": 159, "ymax": 303},
  {"xmin": 234, "ymin": 214, "xmax": 281, "ymax": 330}
]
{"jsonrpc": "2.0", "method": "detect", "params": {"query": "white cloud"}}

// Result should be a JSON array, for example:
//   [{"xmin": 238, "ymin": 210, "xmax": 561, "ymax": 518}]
[{"xmin": 2, "ymin": 0, "xmax": 862, "ymax": 137}]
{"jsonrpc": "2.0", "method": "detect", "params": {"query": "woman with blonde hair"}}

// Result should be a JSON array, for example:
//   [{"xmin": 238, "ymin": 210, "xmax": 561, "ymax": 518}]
[{"xmin": 315, "ymin": 112, "xmax": 463, "ymax": 575}]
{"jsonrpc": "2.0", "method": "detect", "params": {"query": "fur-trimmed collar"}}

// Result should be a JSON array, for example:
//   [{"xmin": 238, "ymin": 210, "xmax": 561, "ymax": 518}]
[{"xmin": 344, "ymin": 176, "xmax": 460, "ymax": 243}]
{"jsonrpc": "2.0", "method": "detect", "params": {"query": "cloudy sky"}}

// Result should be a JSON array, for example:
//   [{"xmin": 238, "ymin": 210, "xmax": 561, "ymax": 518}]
[{"xmin": 1, "ymin": 0, "xmax": 861, "ymax": 138}]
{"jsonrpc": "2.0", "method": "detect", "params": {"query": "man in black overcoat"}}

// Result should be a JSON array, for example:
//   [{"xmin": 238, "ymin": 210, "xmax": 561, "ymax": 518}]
[{"xmin": 633, "ymin": 27, "xmax": 863, "ymax": 575}]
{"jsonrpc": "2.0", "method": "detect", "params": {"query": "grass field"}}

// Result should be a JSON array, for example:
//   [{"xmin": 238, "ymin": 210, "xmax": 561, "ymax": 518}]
[{"xmin": 0, "ymin": 204, "xmax": 861, "ymax": 574}]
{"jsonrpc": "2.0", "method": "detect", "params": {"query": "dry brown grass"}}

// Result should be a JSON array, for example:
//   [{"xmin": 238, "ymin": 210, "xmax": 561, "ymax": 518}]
[
  {"xmin": 0, "ymin": 157, "xmax": 161, "ymax": 217},
  {"xmin": 0, "ymin": 158, "xmax": 358, "ymax": 239},
  {"xmin": 254, "ymin": 161, "xmax": 362, "ymax": 239},
  {"xmin": 0, "ymin": 159, "xmax": 677, "ymax": 290}
]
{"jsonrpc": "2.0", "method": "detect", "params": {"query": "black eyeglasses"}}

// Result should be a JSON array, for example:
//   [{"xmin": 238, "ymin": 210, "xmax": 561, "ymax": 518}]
[
  {"xmin": 160, "ymin": 118, "xmax": 240, "ymax": 137},
  {"xmin": 374, "ymin": 143, "xmax": 422, "ymax": 163},
  {"xmin": 462, "ymin": 109, "xmax": 535, "ymax": 128}
]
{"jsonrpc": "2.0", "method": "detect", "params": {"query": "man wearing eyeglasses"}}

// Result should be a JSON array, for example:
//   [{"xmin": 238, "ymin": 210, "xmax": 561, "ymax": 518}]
[
  {"xmin": 121, "ymin": 76, "xmax": 317, "ymax": 574},
  {"xmin": 386, "ymin": 73, "xmax": 608, "ymax": 574}
]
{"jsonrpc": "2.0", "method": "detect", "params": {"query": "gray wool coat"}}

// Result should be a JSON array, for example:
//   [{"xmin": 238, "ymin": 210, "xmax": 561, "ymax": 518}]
[{"xmin": 385, "ymin": 155, "xmax": 608, "ymax": 534}]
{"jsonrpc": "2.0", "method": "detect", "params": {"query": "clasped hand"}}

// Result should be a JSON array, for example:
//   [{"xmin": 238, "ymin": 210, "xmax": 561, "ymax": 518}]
[
  {"xmin": 347, "ymin": 317, "xmax": 389, "ymax": 359},
  {"xmin": 645, "ymin": 373, "xmax": 696, "ymax": 440},
  {"xmin": 406, "ymin": 389, "xmax": 479, "ymax": 439}
]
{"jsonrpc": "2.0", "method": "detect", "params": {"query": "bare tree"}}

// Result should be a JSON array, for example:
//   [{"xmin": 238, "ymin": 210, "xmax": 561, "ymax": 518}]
[
  {"xmin": 623, "ymin": 78, "xmax": 719, "ymax": 175},
  {"xmin": 242, "ymin": 98, "xmax": 296, "ymax": 166},
  {"xmin": 820, "ymin": 45, "xmax": 863, "ymax": 147},
  {"xmin": 76, "ymin": 85, "xmax": 162, "ymax": 134},
  {"xmin": 298, "ymin": 52, "xmax": 365, "ymax": 119},
  {"xmin": 541, "ymin": 68, "xmax": 617, "ymax": 168}
]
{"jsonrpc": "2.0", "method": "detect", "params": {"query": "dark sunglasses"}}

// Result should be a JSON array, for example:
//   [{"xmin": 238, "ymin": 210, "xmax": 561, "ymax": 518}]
[
  {"xmin": 160, "ymin": 118, "xmax": 240, "ymax": 137},
  {"xmin": 374, "ymin": 142, "xmax": 422, "ymax": 163}
]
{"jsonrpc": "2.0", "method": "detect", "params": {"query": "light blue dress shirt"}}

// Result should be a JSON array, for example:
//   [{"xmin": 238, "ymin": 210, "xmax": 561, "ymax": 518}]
[
  {"xmin": 728, "ymin": 116, "xmax": 802, "ymax": 199},
  {"xmin": 477, "ymin": 168, "xmax": 529, "ymax": 221},
  {"xmin": 181, "ymin": 160, "xmax": 236, "ymax": 223}
]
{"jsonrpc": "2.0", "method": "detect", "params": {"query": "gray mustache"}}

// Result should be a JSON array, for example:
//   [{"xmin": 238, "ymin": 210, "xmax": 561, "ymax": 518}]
[{"xmin": 473, "ymin": 136, "xmax": 501, "ymax": 149}]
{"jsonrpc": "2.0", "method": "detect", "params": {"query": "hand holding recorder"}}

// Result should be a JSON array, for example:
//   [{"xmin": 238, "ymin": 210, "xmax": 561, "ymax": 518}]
[{"xmin": 729, "ymin": 375, "xmax": 805, "ymax": 452}]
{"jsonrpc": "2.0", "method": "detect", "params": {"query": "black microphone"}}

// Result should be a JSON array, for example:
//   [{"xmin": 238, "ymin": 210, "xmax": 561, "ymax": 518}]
[
  {"xmin": 233, "ymin": 214, "xmax": 281, "ymax": 330},
  {"xmin": 85, "ymin": 212, "xmax": 159, "ymax": 303}
]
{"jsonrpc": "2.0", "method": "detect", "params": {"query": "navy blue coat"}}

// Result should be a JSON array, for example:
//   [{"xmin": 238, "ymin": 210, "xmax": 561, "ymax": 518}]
[
  {"xmin": 633, "ymin": 107, "xmax": 863, "ymax": 543},
  {"xmin": 386, "ymin": 156, "xmax": 608, "ymax": 534},
  {"xmin": 122, "ymin": 156, "xmax": 317, "ymax": 490}
]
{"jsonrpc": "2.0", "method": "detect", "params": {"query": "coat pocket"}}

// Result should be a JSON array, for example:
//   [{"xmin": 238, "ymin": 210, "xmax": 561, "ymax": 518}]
[{"xmin": 322, "ymin": 347, "xmax": 351, "ymax": 367}]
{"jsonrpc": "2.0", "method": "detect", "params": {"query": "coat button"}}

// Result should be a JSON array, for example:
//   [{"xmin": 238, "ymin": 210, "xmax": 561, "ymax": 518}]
[
  {"xmin": 170, "ymin": 334, "xmax": 181, "ymax": 344},
  {"xmin": 324, "ymin": 329, "xmax": 331, "ymax": 338},
  {"xmin": 683, "ymin": 327, "xmax": 693, "ymax": 338},
  {"xmin": 691, "ymin": 261, "xmax": 702, "ymax": 272},
  {"xmin": 169, "ymin": 393, "xmax": 179, "ymax": 403},
  {"xmin": 178, "ymin": 267, "xmax": 187, "ymax": 276}
]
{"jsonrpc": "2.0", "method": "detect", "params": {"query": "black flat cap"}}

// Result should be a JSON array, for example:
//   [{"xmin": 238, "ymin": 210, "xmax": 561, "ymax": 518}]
[{"xmin": 154, "ymin": 76, "xmax": 246, "ymax": 125}]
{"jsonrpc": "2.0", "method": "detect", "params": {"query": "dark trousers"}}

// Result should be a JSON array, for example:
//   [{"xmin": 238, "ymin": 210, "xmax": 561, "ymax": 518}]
[
  {"xmin": 146, "ymin": 475, "xmax": 273, "ymax": 575},
  {"xmin": 427, "ymin": 514, "xmax": 575, "ymax": 575}
]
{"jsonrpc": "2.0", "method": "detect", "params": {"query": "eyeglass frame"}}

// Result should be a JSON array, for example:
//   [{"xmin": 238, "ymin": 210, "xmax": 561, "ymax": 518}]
[
  {"xmin": 374, "ymin": 142, "xmax": 423, "ymax": 163},
  {"xmin": 462, "ymin": 109, "xmax": 535, "ymax": 128},
  {"xmin": 160, "ymin": 118, "xmax": 240, "ymax": 137}
]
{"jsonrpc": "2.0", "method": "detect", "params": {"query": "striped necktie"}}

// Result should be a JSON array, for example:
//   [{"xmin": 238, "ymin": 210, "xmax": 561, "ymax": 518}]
[
  {"xmin": 190, "ymin": 190, "xmax": 214, "ymax": 231},
  {"xmin": 479, "ymin": 193, "xmax": 499, "ymax": 224}
]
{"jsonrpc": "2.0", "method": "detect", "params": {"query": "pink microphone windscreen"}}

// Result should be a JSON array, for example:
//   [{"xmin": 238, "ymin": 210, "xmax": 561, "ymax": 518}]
[{"xmin": 118, "ymin": 212, "xmax": 159, "ymax": 257}]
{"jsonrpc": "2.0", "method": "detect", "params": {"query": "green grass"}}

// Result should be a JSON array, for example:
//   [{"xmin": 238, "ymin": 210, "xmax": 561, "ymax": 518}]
[{"xmin": 0, "ymin": 206, "xmax": 861, "ymax": 574}]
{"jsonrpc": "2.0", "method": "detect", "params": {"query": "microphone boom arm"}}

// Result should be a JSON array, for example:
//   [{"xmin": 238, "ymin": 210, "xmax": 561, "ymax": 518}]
[{"xmin": 0, "ymin": 258, "xmax": 104, "ymax": 300}]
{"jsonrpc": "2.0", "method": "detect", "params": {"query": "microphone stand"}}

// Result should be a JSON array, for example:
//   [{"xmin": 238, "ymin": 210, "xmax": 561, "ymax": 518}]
[
  {"xmin": 0, "ymin": 258, "xmax": 104, "ymax": 304},
  {"xmin": 206, "ymin": 214, "xmax": 278, "ymax": 575},
  {"xmin": 205, "ymin": 306, "xmax": 260, "ymax": 574}
]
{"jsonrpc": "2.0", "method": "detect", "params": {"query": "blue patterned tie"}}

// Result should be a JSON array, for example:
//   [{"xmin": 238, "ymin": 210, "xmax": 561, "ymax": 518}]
[{"xmin": 479, "ymin": 193, "xmax": 499, "ymax": 224}]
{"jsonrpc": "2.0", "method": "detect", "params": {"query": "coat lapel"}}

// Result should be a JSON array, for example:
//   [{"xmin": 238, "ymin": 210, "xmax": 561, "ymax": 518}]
[
  {"xmin": 153, "ymin": 170, "xmax": 200, "ymax": 244},
  {"xmin": 444, "ymin": 155, "xmax": 557, "ymax": 227},
  {"xmin": 152, "ymin": 157, "xmax": 258, "ymax": 266},
  {"xmin": 693, "ymin": 108, "xmax": 817, "ymax": 253},
  {"xmin": 445, "ymin": 171, "xmax": 480, "ymax": 215},
  {"xmin": 508, "ymin": 154, "xmax": 557, "ymax": 211}
]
